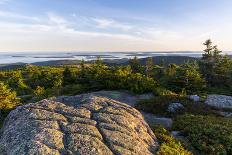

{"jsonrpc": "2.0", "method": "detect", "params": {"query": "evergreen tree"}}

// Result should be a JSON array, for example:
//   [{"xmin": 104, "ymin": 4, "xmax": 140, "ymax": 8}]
[
  {"xmin": 146, "ymin": 57, "xmax": 153, "ymax": 77},
  {"xmin": 167, "ymin": 63, "xmax": 206, "ymax": 94},
  {"xmin": 200, "ymin": 39, "xmax": 232, "ymax": 88},
  {"xmin": 129, "ymin": 56, "xmax": 141, "ymax": 73},
  {"xmin": 202, "ymin": 39, "xmax": 213, "ymax": 60},
  {"xmin": 62, "ymin": 67, "xmax": 76, "ymax": 86}
]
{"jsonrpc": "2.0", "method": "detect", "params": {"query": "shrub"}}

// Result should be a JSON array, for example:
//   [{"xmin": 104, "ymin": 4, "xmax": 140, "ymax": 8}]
[
  {"xmin": 33, "ymin": 86, "xmax": 46, "ymax": 97},
  {"xmin": 61, "ymin": 84, "xmax": 89, "ymax": 95},
  {"xmin": 173, "ymin": 114, "xmax": 232, "ymax": 155},
  {"xmin": 152, "ymin": 125, "xmax": 192, "ymax": 155},
  {"xmin": 153, "ymin": 87, "xmax": 176, "ymax": 96},
  {"xmin": 0, "ymin": 81, "xmax": 20, "ymax": 111}
]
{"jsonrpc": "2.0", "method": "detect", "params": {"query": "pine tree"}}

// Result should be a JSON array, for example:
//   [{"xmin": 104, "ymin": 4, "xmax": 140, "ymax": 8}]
[
  {"xmin": 146, "ymin": 57, "xmax": 153, "ymax": 77},
  {"xmin": 62, "ymin": 67, "xmax": 76, "ymax": 86},
  {"xmin": 129, "ymin": 56, "xmax": 141, "ymax": 73},
  {"xmin": 203, "ymin": 39, "xmax": 213, "ymax": 60}
]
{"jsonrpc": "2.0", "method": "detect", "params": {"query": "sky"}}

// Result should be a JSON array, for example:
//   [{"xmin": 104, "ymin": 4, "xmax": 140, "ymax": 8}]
[{"xmin": 0, "ymin": 0, "xmax": 232, "ymax": 52}]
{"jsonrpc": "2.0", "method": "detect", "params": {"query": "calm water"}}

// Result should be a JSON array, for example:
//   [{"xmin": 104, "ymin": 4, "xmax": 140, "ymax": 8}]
[{"xmin": 0, "ymin": 51, "xmax": 213, "ymax": 64}]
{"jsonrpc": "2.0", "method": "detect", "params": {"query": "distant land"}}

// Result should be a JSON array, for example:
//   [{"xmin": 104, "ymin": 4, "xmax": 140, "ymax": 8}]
[
  {"xmin": 0, "ymin": 52, "xmax": 231, "ymax": 70},
  {"xmin": 0, "ymin": 51, "xmax": 204, "ymax": 64}
]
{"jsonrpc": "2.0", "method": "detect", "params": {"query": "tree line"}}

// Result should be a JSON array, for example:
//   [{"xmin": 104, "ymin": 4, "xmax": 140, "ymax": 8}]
[{"xmin": 0, "ymin": 39, "xmax": 232, "ymax": 112}]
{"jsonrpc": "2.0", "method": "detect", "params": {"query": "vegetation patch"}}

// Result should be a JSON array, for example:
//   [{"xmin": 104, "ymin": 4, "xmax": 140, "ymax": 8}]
[
  {"xmin": 152, "ymin": 125, "xmax": 192, "ymax": 155},
  {"xmin": 136, "ymin": 95, "xmax": 217, "ymax": 116},
  {"xmin": 173, "ymin": 114, "xmax": 232, "ymax": 155}
]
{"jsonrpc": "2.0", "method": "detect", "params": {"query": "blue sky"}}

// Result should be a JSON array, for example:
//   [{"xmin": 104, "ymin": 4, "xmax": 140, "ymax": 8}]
[{"xmin": 0, "ymin": 0, "xmax": 232, "ymax": 52}]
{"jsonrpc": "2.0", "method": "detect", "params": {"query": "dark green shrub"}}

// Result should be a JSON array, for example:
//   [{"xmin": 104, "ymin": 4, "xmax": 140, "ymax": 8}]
[
  {"xmin": 136, "ymin": 95, "xmax": 217, "ymax": 117},
  {"xmin": 173, "ymin": 114, "xmax": 232, "ymax": 155},
  {"xmin": 61, "ymin": 84, "xmax": 89, "ymax": 95}
]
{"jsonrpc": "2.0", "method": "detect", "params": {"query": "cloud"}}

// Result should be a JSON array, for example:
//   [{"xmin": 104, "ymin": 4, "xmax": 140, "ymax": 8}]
[
  {"xmin": 0, "ymin": 11, "xmax": 40, "ymax": 22},
  {"xmin": 93, "ymin": 18, "xmax": 134, "ymax": 31},
  {"xmin": 0, "ymin": 11, "xmax": 231, "ymax": 52},
  {"xmin": 47, "ymin": 12, "xmax": 68, "ymax": 25},
  {"xmin": 0, "ymin": 12, "xmax": 159, "ymax": 52},
  {"xmin": 0, "ymin": 0, "xmax": 10, "ymax": 4}
]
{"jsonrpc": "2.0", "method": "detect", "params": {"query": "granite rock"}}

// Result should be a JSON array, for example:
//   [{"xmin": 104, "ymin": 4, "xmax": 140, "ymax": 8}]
[{"xmin": 0, "ymin": 94, "xmax": 159, "ymax": 155}]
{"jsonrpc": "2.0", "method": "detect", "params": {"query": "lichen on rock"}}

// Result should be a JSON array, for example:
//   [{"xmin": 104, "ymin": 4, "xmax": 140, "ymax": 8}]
[{"xmin": 0, "ymin": 94, "xmax": 159, "ymax": 155}]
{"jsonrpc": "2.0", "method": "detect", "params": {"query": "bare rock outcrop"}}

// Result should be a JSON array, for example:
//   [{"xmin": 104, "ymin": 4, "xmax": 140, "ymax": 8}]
[
  {"xmin": 0, "ymin": 94, "xmax": 159, "ymax": 155},
  {"xmin": 205, "ymin": 94, "xmax": 232, "ymax": 109}
]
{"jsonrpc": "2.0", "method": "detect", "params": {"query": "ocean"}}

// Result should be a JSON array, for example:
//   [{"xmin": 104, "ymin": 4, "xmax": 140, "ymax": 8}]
[{"xmin": 0, "ymin": 51, "xmax": 211, "ymax": 64}]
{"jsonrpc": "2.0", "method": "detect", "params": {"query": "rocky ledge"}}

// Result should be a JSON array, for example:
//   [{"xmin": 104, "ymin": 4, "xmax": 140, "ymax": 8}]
[{"xmin": 0, "ymin": 94, "xmax": 159, "ymax": 155}]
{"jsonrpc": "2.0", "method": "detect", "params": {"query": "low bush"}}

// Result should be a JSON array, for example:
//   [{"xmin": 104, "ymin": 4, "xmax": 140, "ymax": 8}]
[
  {"xmin": 60, "ymin": 84, "xmax": 89, "ymax": 95},
  {"xmin": 153, "ymin": 87, "xmax": 176, "ymax": 96},
  {"xmin": 152, "ymin": 125, "xmax": 192, "ymax": 155},
  {"xmin": 173, "ymin": 114, "xmax": 232, "ymax": 155}
]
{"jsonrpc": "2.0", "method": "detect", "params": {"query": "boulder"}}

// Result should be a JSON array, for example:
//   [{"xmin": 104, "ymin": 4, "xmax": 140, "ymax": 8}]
[
  {"xmin": 189, "ymin": 95, "xmax": 200, "ymax": 102},
  {"xmin": 0, "ymin": 94, "xmax": 159, "ymax": 155},
  {"xmin": 167, "ymin": 103, "xmax": 184, "ymax": 113},
  {"xmin": 205, "ymin": 95, "xmax": 232, "ymax": 109}
]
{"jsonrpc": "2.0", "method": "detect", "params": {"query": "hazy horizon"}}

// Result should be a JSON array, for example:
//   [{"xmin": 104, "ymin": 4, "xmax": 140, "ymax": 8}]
[{"xmin": 0, "ymin": 0, "xmax": 232, "ymax": 52}]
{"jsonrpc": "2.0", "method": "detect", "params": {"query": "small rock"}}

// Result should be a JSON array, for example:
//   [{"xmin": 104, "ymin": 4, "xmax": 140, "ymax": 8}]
[
  {"xmin": 189, "ymin": 95, "xmax": 200, "ymax": 102},
  {"xmin": 167, "ymin": 103, "xmax": 184, "ymax": 113}
]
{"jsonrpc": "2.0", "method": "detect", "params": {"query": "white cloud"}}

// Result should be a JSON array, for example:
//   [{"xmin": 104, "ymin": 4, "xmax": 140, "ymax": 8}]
[
  {"xmin": 0, "ymin": 12, "xmax": 158, "ymax": 52},
  {"xmin": 0, "ymin": 11, "xmax": 40, "ymax": 21},
  {"xmin": 0, "ymin": 0, "xmax": 10, "ymax": 4},
  {"xmin": 47, "ymin": 12, "xmax": 68, "ymax": 25},
  {"xmin": 0, "ymin": 11, "xmax": 231, "ymax": 52},
  {"xmin": 93, "ymin": 18, "xmax": 134, "ymax": 31}
]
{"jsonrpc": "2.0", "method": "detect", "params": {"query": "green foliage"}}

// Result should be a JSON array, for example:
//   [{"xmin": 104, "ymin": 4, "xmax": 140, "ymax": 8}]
[
  {"xmin": 33, "ymin": 86, "xmax": 46, "ymax": 98},
  {"xmin": 0, "ymin": 70, "xmax": 29, "ymax": 95},
  {"xmin": 173, "ymin": 114, "xmax": 232, "ymax": 155},
  {"xmin": 61, "ymin": 84, "xmax": 89, "ymax": 95},
  {"xmin": 152, "ymin": 87, "xmax": 175, "ymax": 96},
  {"xmin": 126, "ymin": 73, "xmax": 156, "ymax": 93},
  {"xmin": 0, "ymin": 81, "xmax": 20, "ymax": 111},
  {"xmin": 202, "ymin": 39, "xmax": 222, "ymax": 61},
  {"xmin": 145, "ymin": 57, "xmax": 153, "ymax": 77},
  {"xmin": 164, "ymin": 63, "xmax": 206, "ymax": 94},
  {"xmin": 200, "ymin": 39, "xmax": 232, "ymax": 90},
  {"xmin": 129, "ymin": 56, "xmax": 143, "ymax": 73},
  {"xmin": 152, "ymin": 125, "xmax": 192, "ymax": 155},
  {"xmin": 62, "ymin": 67, "xmax": 77, "ymax": 86}
]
